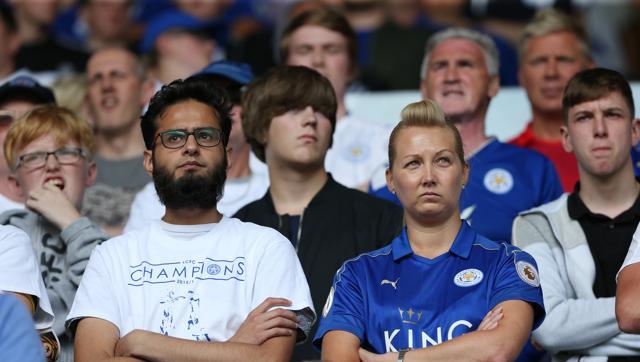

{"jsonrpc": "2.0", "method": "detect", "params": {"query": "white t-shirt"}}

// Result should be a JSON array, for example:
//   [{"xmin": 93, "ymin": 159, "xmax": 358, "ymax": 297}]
[
  {"xmin": 123, "ymin": 173, "xmax": 269, "ymax": 232},
  {"xmin": 0, "ymin": 224, "xmax": 53, "ymax": 330},
  {"xmin": 325, "ymin": 115, "xmax": 391, "ymax": 189},
  {"xmin": 0, "ymin": 194, "xmax": 23, "ymax": 214},
  {"xmin": 67, "ymin": 217, "xmax": 315, "ymax": 342},
  {"xmin": 620, "ymin": 226, "xmax": 640, "ymax": 274}
]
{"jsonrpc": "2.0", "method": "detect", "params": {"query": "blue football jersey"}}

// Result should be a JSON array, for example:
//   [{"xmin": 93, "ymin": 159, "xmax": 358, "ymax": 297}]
[
  {"xmin": 370, "ymin": 139, "xmax": 563, "ymax": 243},
  {"xmin": 313, "ymin": 223, "xmax": 545, "ymax": 353}
]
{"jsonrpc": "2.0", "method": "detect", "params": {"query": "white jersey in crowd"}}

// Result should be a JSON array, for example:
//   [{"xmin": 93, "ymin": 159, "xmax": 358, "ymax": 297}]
[
  {"xmin": 124, "ymin": 171, "xmax": 269, "ymax": 232},
  {"xmin": 0, "ymin": 194, "xmax": 22, "ymax": 215},
  {"xmin": 325, "ymin": 114, "xmax": 391, "ymax": 189},
  {"xmin": 0, "ymin": 224, "xmax": 53, "ymax": 330},
  {"xmin": 620, "ymin": 225, "xmax": 640, "ymax": 275},
  {"xmin": 66, "ymin": 217, "xmax": 315, "ymax": 342}
]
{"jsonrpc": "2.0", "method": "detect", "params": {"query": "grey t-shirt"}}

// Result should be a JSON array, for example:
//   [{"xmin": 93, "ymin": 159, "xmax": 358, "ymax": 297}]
[{"xmin": 82, "ymin": 155, "xmax": 150, "ymax": 229}]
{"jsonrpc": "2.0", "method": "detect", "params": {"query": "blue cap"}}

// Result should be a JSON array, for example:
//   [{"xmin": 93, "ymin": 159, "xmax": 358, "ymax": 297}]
[
  {"xmin": 0, "ymin": 75, "xmax": 56, "ymax": 106},
  {"xmin": 193, "ymin": 61, "xmax": 254, "ymax": 85},
  {"xmin": 141, "ymin": 10, "xmax": 214, "ymax": 53}
]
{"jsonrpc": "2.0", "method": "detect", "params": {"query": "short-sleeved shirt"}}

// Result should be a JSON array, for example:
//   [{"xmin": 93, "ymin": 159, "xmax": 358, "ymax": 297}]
[
  {"xmin": 371, "ymin": 139, "xmax": 563, "ymax": 243},
  {"xmin": 67, "ymin": 217, "xmax": 315, "ymax": 342},
  {"xmin": 0, "ymin": 225, "xmax": 53, "ymax": 330},
  {"xmin": 313, "ymin": 222, "xmax": 545, "ymax": 353},
  {"xmin": 0, "ymin": 293, "xmax": 45, "ymax": 362}
]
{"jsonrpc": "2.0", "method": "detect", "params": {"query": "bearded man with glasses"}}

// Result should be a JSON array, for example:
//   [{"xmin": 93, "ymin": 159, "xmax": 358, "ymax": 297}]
[
  {"xmin": 67, "ymin": 78, "xmax": 315, "ymax": 362},
  {"xmin": 0, "ymin": 105, "xmax": 109, "ymax": 362}
]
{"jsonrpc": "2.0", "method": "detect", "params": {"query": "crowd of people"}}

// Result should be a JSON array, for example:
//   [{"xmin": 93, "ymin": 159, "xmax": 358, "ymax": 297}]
[{"xmin": 0, "ymin": 1, "xmax": 640, "ymax": 362}]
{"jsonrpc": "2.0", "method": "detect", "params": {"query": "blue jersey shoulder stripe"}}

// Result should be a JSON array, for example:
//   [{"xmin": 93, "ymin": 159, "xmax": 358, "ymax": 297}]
[{"xmin": 334, "ymin": 245, "xmax": 393, "ymax": 286}]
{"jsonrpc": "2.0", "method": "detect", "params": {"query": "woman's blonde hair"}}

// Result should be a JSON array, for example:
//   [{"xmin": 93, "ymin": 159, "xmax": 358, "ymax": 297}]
[{"xmin": 388, "ymin": 99, "xmax": 465, "ymax": 168}]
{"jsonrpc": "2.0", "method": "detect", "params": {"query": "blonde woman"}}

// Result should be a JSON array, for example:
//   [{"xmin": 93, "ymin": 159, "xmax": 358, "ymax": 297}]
[{"xmin": 314, "ymin": 100, "xmax": 545, "ymax": 362}]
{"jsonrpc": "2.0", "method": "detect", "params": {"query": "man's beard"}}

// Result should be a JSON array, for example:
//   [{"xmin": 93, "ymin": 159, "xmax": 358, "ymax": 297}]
[{"xmin": 152, "ymin": 156, "xmax": 227, "ymax": 210}]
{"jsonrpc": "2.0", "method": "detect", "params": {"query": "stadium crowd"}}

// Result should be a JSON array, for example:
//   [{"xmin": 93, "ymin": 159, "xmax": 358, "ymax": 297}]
[{"xmin": 1, "ymin": 1, "xmax": 640, "ymax": 361}]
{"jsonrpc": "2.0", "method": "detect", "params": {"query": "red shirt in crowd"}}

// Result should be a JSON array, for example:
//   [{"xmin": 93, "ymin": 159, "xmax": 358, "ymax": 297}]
[{"xmin": 509, "ymin": 121, "xmax": 578, "ymax": 192}]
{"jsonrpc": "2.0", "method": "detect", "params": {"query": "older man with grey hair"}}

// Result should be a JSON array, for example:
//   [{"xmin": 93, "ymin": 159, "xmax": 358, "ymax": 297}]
[
  {"xmin": 372, "ymin": 27, "xmax": 563, "ymax": 246},
  {"xmin": 510, "ymin": 9, "xmax": 593, "ymax": 192},
  {"xmin": 422, "ymin": 27, "xmax": 564, "ymax": 361}
]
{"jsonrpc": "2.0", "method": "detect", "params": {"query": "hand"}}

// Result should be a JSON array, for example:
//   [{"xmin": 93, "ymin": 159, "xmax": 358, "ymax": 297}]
[
  {"xmin": 115, "ymin": 329, "xmax": 150, "ymax": 357},
  {"xmin": 26, "ymin": 182, "xmax": 81, "ymax": 230},
  {"xmin": 358, "ymin": 348, "xmax": 396, "ymax": 362},
  {"xmin": 228, "ymin": 297, "xmax": 298, "ymax": 345},
  {"xmin": 477, "ymin": 306, "xmax": 503, "ymax": 331}
]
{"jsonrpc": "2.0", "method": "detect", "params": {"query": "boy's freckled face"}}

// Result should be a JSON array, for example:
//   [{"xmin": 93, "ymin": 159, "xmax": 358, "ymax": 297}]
[{"xmin": 13, "ymin": 134, "xmax": 95, "ymax": 208}]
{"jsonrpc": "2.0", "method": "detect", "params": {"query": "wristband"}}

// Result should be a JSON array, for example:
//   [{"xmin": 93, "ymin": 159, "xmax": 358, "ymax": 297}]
[{"xmin": 398, "ymin": 349, "xmax": 410, "ymax": 362}]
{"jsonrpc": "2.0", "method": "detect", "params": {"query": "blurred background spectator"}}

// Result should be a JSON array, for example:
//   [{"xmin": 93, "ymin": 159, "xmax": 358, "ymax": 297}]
[
  {"xmin": 12, "ymin": 0, "xmax": 87, "ymax": 73},
  {"xmin": 0, "ymin": 0, "xmax": 636, "ymax": 87}
]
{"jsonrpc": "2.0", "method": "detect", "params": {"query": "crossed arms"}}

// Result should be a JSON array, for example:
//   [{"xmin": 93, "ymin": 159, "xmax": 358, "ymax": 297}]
[
  {"xmin": 74, "ymin": 298, "xmax": 300, "ymax": 362},
  {"xmin": 322, "ymin": 300, "xmax": 534, "ymax": 362}
]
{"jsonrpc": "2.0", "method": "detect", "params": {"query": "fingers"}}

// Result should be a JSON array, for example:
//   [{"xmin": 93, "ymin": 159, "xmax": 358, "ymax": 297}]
[
  {"xmin": 478, "ymin": 306, "xmax": 503, "ymax": 331},
  {"xmin": 42, "ymin": 182, "xmax": 62, "ymax": 191},
  {"xmin": 259, "ymin": 310, "xmax": 298, "ymax": 330},
  {"xmin": 358, "ymin": 348, "xmax": 375, "ymax": 362},
  {"xmin": 257, "ymin": 327, "xmax": 295, "ymax": 343},
  {"xmin": 479, "ymin": 308, "xmax": 502, "ymax": 330},
  {"xmin": 251, "ymin": 297, "xmax": 292, "ymax": 315},
  {"xmin": 27, "ymin": 185, "xmax": 55, "ymax": 203}
]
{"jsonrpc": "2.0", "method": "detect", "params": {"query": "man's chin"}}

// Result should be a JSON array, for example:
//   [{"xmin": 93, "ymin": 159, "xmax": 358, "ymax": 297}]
[{"xmin": 96, "ymin": 119, "xmax": 136, "ymax": 137}]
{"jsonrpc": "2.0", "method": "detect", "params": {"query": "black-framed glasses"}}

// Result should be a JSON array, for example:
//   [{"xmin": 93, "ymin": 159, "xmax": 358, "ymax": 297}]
[
  {"xmin": 153, "ymin": 127, "xmax": 222, "ymax": 149},
  {"xmin": 15, "ymin": 147, "xmax": 86, "ymax": 170}
]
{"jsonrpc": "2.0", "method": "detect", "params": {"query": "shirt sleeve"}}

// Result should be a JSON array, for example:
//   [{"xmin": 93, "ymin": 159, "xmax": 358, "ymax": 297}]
[
  {"xmin": 251, "ymin": 231, "xmax": 316, "ymax": 343},
  {"xmin": 312, "ymin": 261, "xmax": 366, "ymax": 351},
  {"xmin": 0, "ymin": 225, "xmax": 53, "ymax": 331},
  {"xmin": 65, "ymin": 244, "xmax": 121, "ymax": 337},
  {"xmin": 0, "ymin": 294, "xmax": 46, "ymax": 362},
  {"xmin": 489, "ymin": 244, "xmax": 546, "ymax": 330}
]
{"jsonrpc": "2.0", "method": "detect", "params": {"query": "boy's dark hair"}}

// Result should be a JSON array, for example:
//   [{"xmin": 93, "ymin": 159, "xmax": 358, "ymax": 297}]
[
  {"xmin": 140, "ymin": 78, "xmax": 233, "ymax": 150},
  {"xmin": 242, "ymin": 65, "xmax": 337, "ymax": 162},
  {"xmin": 563, "ymin": 68, "xmax": 634, "ymax": 124}
]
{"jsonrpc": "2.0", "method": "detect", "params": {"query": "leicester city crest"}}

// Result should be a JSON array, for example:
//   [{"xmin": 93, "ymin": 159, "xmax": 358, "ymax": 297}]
[
  {"xmin": 342, "ymin": 141, "xmax": 371, "ymax": 163},
  {"xmin": 483, "ymin": 168, "xmax": 513, "ymax": 194},
  {"xmin": 454, "ymin": 268, "xmax": 484, "ymax": 287}
]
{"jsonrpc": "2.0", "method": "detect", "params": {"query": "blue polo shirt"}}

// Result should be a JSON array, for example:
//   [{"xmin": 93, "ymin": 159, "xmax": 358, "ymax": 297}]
[
  {"xmin": 313, "ymin": 222, "xmax": 545, "ymax": 353},
  {"xmin": 370, "ymin": 139, "xmax": 563, "ymax": 243}
]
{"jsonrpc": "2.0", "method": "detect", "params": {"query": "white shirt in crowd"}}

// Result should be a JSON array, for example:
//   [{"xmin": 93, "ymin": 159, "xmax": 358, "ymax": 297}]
[
  {"xmin": 0, "ymin": 194, "xmax": 23, "ymax": 215},
  {"xmin": 67, "ymin": 217, "xmax": 315, "ymax": 341},
  {"xmin": 325, "ymin": 114, "xmax": 391, "ymax": 189},
  {"xmin": 0, "ymin": 224, "xmax": 53, "ymax": 330}
]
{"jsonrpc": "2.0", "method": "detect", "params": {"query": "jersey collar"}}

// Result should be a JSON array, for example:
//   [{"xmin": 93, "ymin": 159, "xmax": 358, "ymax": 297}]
[{"xmin": 391, "ymin": 222, "xmax": 476, "ymax": 261}]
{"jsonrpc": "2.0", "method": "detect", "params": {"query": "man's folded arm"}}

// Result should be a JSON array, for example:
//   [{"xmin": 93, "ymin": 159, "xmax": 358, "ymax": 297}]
[
  {"xmin": 74, "ymin": 317, "xmax": 144, "ymax": 362},
  {"xmin": 75, "ymin": 313, "xmax": 297, "ymax": 362}
]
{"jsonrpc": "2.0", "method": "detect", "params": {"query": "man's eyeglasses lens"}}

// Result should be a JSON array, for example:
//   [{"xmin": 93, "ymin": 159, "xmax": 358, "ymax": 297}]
[
  {"xmin": 16, "ymin": 148, "xmax": 85, "ymax": 170},
  {"xmin": 157, "ymin": 128, "xmax": 222, "ymax": 149}
]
